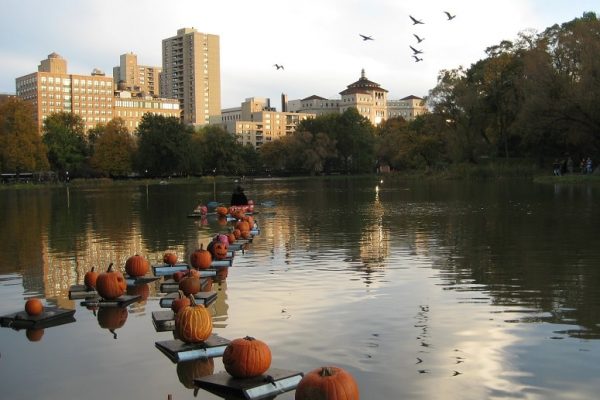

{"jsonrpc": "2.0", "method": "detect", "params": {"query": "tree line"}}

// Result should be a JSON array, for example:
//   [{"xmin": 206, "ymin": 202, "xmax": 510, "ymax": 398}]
[{"xmin": 1, "ymin": 13, "xmax": 599, "ymax": 179}]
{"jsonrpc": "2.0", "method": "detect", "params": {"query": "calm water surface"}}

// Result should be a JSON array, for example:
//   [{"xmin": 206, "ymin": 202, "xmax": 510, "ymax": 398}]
[{"xmin": 1, "ymin": 177, "xmax": 599, "ymax": 400}]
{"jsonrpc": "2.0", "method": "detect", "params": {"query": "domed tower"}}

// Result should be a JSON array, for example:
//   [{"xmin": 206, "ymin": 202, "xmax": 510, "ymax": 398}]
[
  {"xmin": 339, "ymin": 69, "xmax": 388, "ymax": 125},
  {"xmin": 38, "ymin": 52, "xmax": 67, "ymax": 74}
]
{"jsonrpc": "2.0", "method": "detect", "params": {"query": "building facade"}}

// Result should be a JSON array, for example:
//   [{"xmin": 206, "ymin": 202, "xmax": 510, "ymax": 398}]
[
  {"xmin": 113, "ymin": 52, "xmax": 161, "ymax": 97},
  {"xmin": 161, "ymin": 28, "xmax": 221, "ymax": 126},
  {"xmin": 217, "ymin": 97, "xmax": 315, "ymax": 148},
  {"xmin": 387, "ymin": 95, "xmax": 427, "ymax": 120},
  {"xmin": 286, "ymin": 95, "xmax": 341, "ymax": 116},
  {"xmin": 339, "ymin": 69, "xmax": 388, "ymax": 125},
  {"xmin": 113, "ymin": 90, "xmax": 180, "ymax": 131}
]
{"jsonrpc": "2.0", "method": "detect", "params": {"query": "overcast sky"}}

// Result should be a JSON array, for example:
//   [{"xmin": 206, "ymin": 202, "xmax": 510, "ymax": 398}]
[{"xmin": 1, "ymin": 0, "xmax": 597, "ymax": 109}]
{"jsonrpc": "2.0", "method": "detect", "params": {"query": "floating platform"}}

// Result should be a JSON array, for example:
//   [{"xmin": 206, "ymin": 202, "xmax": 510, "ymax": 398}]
[
  {"xmin": 152, "ymin": 263, "xmax": 191, "ymax": 276},
  {"xmin": 125, "ymin": 275, "xmax": 160, "ymax": 286},
  {"xmin": 211, "ymin": 258, "xmax": 234, "ymax": 268},
  {"xmin": 159, "ymin": 291, "xmax": 217, "ymax": 308},
  {"xmin": 152, "ymin": 310, "xmax": 176, "ymax": 331},
  {"xmin": 155, "ymin": 334, "xmax": 231, "ymax": 362},
  {"xmin": 68, "ymin": 285, "xmax": 99, "ymax": 300},
  {"xmin": 0, "ymin": 307, "xmax": 76, "ymax": 330},
  {"xmin": 80, "ymin": 294, "xmax": 141, "ymax": 308},
  {"xmin": 195, "ymin": 368, "xmax": 303, "ymax": 400}
]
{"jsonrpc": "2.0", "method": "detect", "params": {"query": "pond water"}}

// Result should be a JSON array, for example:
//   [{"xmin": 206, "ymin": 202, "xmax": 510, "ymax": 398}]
[{"xmin": 1, "ymin": 176, "xmax": 599, "ymax": 400}]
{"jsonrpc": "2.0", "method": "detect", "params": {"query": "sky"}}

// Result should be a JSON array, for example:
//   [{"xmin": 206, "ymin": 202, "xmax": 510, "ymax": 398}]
[{"xmin": 1, "ymin": 0, "xmax": 598, "ymax": 110}]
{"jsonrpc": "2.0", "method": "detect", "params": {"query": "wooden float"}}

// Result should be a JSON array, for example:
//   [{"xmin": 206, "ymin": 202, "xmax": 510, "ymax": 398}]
[
  {"xmin": 152, "ymin": 263, "xmax": 223, "ymax": 277},
  {"xmin": 151, "ymin": 310, "xmax": 177, "ymax": 331},
  {"xmin": 155, "ymin": 334, "xmax": 230, "ymax": 362},
  {"xmin": 160, "ymin": 277, "xmax": 215, "ymax": 293},
  {"xmin": 159, "ymin": 291, "xmax": 217, "ymax": 308},
  {"xmin": 195, "ymin": 368, "xmax": 303, "ymax": 400},
  {"xmin": 0, "ymin": 307, "xmax": 76, "ymax": 330},
  {"xmin": 68, "ymin": 285, "xmax": 99, "ymax": 300},
  {"xmin": 80, "ymin": 294, "xmax": 141, "ymax": 308},
  {"xmin": 125, "ymin": 275, "xmax": 160, "ymax": 286}
]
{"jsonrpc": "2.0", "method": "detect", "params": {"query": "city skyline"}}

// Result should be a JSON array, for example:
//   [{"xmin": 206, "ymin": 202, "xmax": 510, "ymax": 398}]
[{"xmin": 2, "ymin": 0, "xmax": 598, "ymax": 109}]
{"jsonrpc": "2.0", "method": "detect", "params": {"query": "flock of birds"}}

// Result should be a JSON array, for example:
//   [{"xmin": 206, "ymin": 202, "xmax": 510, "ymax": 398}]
[{"xmin": 273, "ymin": 11, "xmax": 457, "ymax": 70}]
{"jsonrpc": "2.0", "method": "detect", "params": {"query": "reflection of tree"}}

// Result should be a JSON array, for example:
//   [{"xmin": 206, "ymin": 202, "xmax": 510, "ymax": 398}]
[
  {"xmin": 47, "ymin": 187, "xmax": 89, "ymax": 255},
  {"xmin": 89, "ymin": 187, "xmax": 136, "ymax": 244}
]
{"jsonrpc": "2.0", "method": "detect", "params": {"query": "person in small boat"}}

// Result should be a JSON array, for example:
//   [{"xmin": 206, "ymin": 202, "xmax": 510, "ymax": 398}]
[{"xmin": 230, "ymin": 185, "xmax": 248, "ymax": 206}]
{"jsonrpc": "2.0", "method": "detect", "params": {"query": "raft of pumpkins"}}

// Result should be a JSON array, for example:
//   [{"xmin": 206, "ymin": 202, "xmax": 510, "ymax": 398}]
[{"xmin": 82, "ymin": 254, "xmax": 151, "ymax": 301}]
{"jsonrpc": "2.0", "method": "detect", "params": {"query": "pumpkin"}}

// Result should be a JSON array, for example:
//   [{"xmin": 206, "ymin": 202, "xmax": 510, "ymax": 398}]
[
  {"xmin": 96, "ymin": 263, "xmax": 126, "ymax": 300},
  {"xmin": 295, "ymin": 366, "xmax": 359, "ymax": 400},
  {"xmin": 97, "ymin": 307, "xmax": 128, "ymax": 339},
  {"xmin": 240, "ymin": 230, "xmax": 251, "ymax": 239},
  {"xmin": 25, "ymin": 298, "xmax": 44, "ymax": 316},
  {"xmin": 222, "ymin": 336, "xmax": 272, "ymax": 378},
  {"xmin": 201, "ymin": 277, "xmax": 214, "ymax": 292},
  {"xmin": 174, "ymin": 295, "xmax": 213, "ymax": 343},
  {"xmin": 236, "ymin": 220, "xmax": 250, "ymax": 232},
  {"xmin": 213, "ymin": 241, "xmax": 229, "ymax": 260},
  {"xmin": 179, "ymin": 276, "xmax": 201, "ymax": 296},
  {"xmin": 163, "ymin": 252, "xmax": 178, "ymax": 266},
  {"xmin": 171, "ymin": 290, "xmax": 191, "ymax": 313},
  {"xmin": 26, "ymin": 328, "xmax": 45, "ymax": 342},
  {"xmin": 84, "ymin": 267, "xmax": 99, "ymax": 289},
  {"xmin": 233, "ymin": 229, "xmax": 242, "ymax": 239},
  {"xmin": 217, "ymin": 216, "xmax": 228, "ymax": 226},
  {"xmin": 215, "ymin": 206, "xmax": 228, "ymax": 217},
  {"xmin": 187, "ymin": 268, "xmax": 201, "ymax": 278},
  {"xmin": 125, "ymin": 254, "xmax": 149, "ymax": 277},
  {"xmin": 217, "ymin": 234, "xmax": 229, "ymax": 245},
  {"xmin": 244, "ymin": 215, "xmax": 255, "ymax": 228},
  {"xmin": 177, "ymin": 358, "xmax": 215, "ymax": 389},
  {"xmin": 227, "ymin": 232, "xmax": 236, "ymax": 244},
  {"xmin": 215, "ymin": 267, "xmax": 229, "ymax": 282},
  {"xmin": 190, "ymin": 244, "xmax": 212, "ymax": 270},
  {"xmin": 173, "ymin": 270, "xmax": 186, "ymax": 282}
]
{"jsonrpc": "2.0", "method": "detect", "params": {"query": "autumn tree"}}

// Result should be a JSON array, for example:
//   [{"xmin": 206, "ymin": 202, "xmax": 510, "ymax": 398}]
[
  {"xmin": 0, "ymin": 98, "xmax": 49, "ymax": 172},
  {"xmin": 90, "ymin": 118, "xmax": 136, "ymax": 177}
]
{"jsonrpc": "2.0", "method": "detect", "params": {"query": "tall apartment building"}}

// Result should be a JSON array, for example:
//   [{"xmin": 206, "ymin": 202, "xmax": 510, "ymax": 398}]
[
  {"xmin": 113, "ymin": 52, "xmax": 161, "ymax": 97},
  {"xmin": 161, "ymin": 28, "xmax": 221, "ymax": 126},
  {"xmin": 16, "ymin": 53, "xmax": 180, "ymax": 133},
  {"xmin": 16, "ymin": 52, "xmax": 114, "ymax": 132},
  {"xmin": 217, "ymin": 97, "xmax": 315, "ymax": 148}
]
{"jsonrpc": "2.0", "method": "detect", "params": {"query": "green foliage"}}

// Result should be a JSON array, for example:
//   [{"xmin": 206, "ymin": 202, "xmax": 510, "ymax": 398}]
[
  {"xmin": 192, "ymin": 125, "xmax": 256, "ymax": 175},
  {"xmin": 0, "ymin": 98, "xmax": 49, "ymax": 172},
  {"xmin": 42, "ymin": 112, "xmax": 88, "ymax": 175},
  {"xmin": 135, "ymin": 114, "xmax": 193, "ymax": 177},
  {"xmin": 90, "ymin": 118, "xmax": 135, "ymax": 177}
]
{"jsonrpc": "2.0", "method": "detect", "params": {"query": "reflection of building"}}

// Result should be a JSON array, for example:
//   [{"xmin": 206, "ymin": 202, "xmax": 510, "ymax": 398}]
[
  {"xmin": 161, "ymin": 28, "xmax": 221, "ymax": 126},
  {"xmin": 113, "ymin": 52, "xmax": 162, "ymax": 97},
  {"xmin": 16, "ymin": 52, "xmax": 114, "ymax": 132},
  {"xmin": 215, "ymin": 97, "xmax": 315, "ymax": 148},
  {"xmin": 359, "ymin": 188, "xmax": 390, "ymax": 268}
]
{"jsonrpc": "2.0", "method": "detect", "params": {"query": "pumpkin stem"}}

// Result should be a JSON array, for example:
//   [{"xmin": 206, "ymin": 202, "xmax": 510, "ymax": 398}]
[
  {"xmin": 188, "ymin": 294, "xmax": 197, "ymax": 307},
  {"xmin": 320, "ymin": 367, "xmax": 335, "ymax": 377},
  {"xmin": 110, "ymin": 329, "xmax": 117, "ymax": 339},
  {"xmin": 177, "ymin": 290, "xmax": 186, "ymax": 299},
  {"xmin": 91, "ymin": 266, "xmax": 95, "ymax": 272},
  {"xmin": 243, "ymin": 335, "xmax": 256, "ymax": 341},
  {"xmin": 107, "ymin": 263, "xmax": 114, "ymax": 272}
]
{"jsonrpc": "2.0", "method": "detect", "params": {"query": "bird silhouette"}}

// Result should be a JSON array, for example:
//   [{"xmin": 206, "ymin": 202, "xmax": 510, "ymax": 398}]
[
  {"xmin": 273, "ymin": 64, "xmax": 284, "ymax": 70},
  {"xmin": 359, "ymin": 34, "xmax": 374, "ymax": 41},
  {"xmin": 444, "ymin": 11, "xmax": 456, "ymax": 20},
  {"xmin": 409, "ymin": 45, "xmax": 424, "ymax": 55},
  {"xmin": 413, "ymin": 34, "xmax": 425, "ymax": 43},
  {"xmin": 409, "ymin": 15, "xmax": 424, "ymax": 25},
  {"xmin": 412, "ymin": 55, "xmax": 423, "ymax": 62}
]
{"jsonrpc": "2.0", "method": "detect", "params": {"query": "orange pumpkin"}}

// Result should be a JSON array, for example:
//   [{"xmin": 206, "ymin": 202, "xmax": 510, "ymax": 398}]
[
  {"xmin": 190, "ymin": 244, "xmax": 212, "ymax": 270},
  {"xmin": 236, "ymin": 220, "xmax": 250, "ymax": 232},
  {"xmin": 215, "ymin": 206, "xmax": 228, "ymax": 217},
  {"xmin": 201, "ymin": 277, "xmax": 214, "ymax": 292},
  {"xmin": 227, "ymin": 232, "xmax": 236, "ymax": 244},
  {"xmin": 163, "ymin": 252, "xmax": 178, "ymax": 266},
  {"xmin": 244, "ymin": 215, "xmax": 255, "ymax": 228},
  {"xmin": 96, "ymin": 263, "xmax": 126, "ymax": 300},
  {"xmin": 125, "ymin": 254, "xmax": 149, "ymax": 277},
  {"xmin": 26, "ymin": 328, "xmax": 45, "ymax": 342},
  {"xmin": 174, "ymin": 295, "xmax": 213, "ymax": 343},
  {"xmin": 295, "ymin": 366, "xmax": 359, "ymax": 400},
  {"xmin": 215, "ymin": 267, "xmax": 229, "ymax": 282},
  {"xmin": 84, "ymin": 267, "xmax": 99, "ymax": 289},
  {"xmin": 240, "ymin": 230, "xmax": 251, "ymax": 239},
  {"xmin": 171, "ymin": 290, "xmax": 191, "ymax": 313},
  {"xmin": 179, "ymin": 276, "xmax": 201, "ymax": 296},
  {"xmin": 25, "ymin": 298, "xmax": 44, "ymax": 316},
  {"xmin": 97, "ymin": 307, "xmax": 128, "ymax": 339},
  {"xmin": 213, "ymin": 241, "xmax": 229, "ymax": 260},
  {"xmin": 223, "ymin": 336, "xmax": 272, "ymax": 378}
]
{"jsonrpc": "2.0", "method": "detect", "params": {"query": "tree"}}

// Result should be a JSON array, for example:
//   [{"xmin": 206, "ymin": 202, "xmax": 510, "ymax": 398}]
[
  {"xmin": 42, "ymin": 112, "xmax": 87, "ymax": 175},
  {"xmin": 90, "ymin": 118, "xmax": 136, "ymax": 177},
  {"xmin": 0, "ymin": 98, "xmax": 49, "ymax": 172},
  {"xmin": 135, "ymin": 114, "xmax": 193, "ymax": 177},
  {"xmin": 193, "ymin": 125, "xmax": 248, "ymax": 176}
]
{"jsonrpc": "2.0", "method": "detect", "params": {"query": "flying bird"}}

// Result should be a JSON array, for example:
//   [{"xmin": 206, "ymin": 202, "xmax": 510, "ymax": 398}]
[
  {"xmin": 412, "ymin": 55, "xmax": 423, "ymax": 62},
  {"xmin": 444, "ymin": 11, "xmax": 456, "ymax": 20},
  {"xmin": 413, "ymin": 34, "xmax": 425, "ymax": 43},
  {"xmin": 359, "ymin": 34, "xmax": 374, "ymax": 41},
  {"xmin": 273, "ymin": 64, "xmax": 284, "ymax": 70},
  {"xmin": 409, "ymin": 15, "xmax": 424, "ymax": 25},
  {"xmin": 409, "ymin": 45, "xmax": 424, "ymax": 55}
]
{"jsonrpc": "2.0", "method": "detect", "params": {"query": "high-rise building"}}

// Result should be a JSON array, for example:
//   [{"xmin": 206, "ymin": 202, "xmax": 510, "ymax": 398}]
[
  {"xmin": 339, "ymin": 69, "xmax": 388, "ymax": 125},
  {"xmin": 161, "ymin": 27, "xmax": 221, "ymax": 126},
  {"xmin": 113, "ymin": 52, "xmax": 161, "ymax": 97}
]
